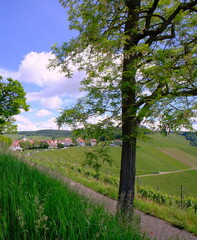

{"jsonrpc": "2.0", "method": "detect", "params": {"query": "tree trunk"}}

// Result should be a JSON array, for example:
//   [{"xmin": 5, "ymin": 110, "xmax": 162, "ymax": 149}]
[
  {"xmin": 118, "ymin": 122, "xmax": 137, "ymax": 214},
  {"xmin": 118, "ymin": 53, "xmax": 138, "ymax": 214},
  {"xmin": 117, "ymin": 0, "xmax": 140, "ymax": 215}
]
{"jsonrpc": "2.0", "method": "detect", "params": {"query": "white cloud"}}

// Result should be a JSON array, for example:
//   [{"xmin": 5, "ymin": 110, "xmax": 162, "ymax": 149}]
[
  {"xmin": 19, "ymin": 52, "xmax": 63, "ymax": 87},
  {"xmin": 191, "ymin": 117, "xmax": 197, "ymax": 130},
  {"xmin": 14, "ymin": 115, "xmax": 39, "ymax": 131},
  {"xmin": 0, "ymin": 68, "xmax": 19, "ymax": 79},
  {"xmin": 27, "ymin": 92, "xmax": 63, "ymax": 110},
  {"xmin": 0, "ymin": 51, "xmax": 86, "ymax": 130},
  {"xmin": 36, "ymin": 109, "xmax": 53, "ymax": 117},
  {"xmin": 18, "ymin": 51, "xmax": 84, "ymax": 97},
  {"xmin": 40, "ymin": 118, "xmax": 58, "ymax": 130},
  {"xmin": 40, "ymin": 96, "xmax": 63, "ymax": 109},
  {"xmin": 12, "ymin": 51, "xmax": 85, "ymax": 110},
  {"xmin": 14, "ymin": 115, "xmax": 59, "ymax": 131}
]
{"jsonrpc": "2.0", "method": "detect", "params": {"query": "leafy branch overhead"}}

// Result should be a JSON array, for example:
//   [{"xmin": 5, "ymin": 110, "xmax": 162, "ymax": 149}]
[{"xmin": 53, "ymin": 0, "xmax": 197, "ymax": 133}]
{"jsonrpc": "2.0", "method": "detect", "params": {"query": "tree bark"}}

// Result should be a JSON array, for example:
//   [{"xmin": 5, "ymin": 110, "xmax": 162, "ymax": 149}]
[
  {"xmin": 118, "ymin": 54, "xmax": 138, "ymax": 214},
  {"xmin": 117, "ymin": 0, "xmax": 140, "ymax": 215},
  {"xmin": 118, "ymin": 117, "xmax": 137, "ymax": 214}
]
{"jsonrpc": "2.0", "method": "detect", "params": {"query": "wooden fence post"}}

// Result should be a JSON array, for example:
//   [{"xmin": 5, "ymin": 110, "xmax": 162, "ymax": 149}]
[{"xmin": 180, "ymin": 185, "xmax": 183, "ymax": 209}]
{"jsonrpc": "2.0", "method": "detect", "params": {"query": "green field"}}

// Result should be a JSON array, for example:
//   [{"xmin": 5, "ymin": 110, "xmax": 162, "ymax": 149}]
[
  {"xmin": 5, "ymin": 134, "xmax": 52, "ymax": 141},
  {"xmin": 26, "ymin": 133, "xmax": 197, "ymax": 176},
  {"xmin": 139, "ymin": 170, "xmax": 197, "ymax": 198},
  {"xmin": 4, "ymin": 134, "xmax": 23, "ymax": 140},
  {"xmin": 24, "ymin": 133, "xmax": 197, "ymax": 200}
]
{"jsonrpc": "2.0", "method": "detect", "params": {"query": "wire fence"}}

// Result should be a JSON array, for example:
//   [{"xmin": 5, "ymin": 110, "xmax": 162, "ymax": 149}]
[{"xmin": 136, "ymin": 176, "xmax": 197, "ymax": 212}]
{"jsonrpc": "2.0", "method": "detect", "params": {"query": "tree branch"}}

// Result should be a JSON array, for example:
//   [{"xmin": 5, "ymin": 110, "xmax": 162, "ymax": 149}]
[
  {"xmin": 143, "ymin": 0, "xmax": 197, "ymax": 45},
  {"xmin": 145, "ymin": 0, "xmax": 160, "ymax": 30},
  {"xmin": 136, "ymin": 85, "xmax": 197, "ymax": 110},
  {"xmin": 146, "ymin": 23, "xmax": 175, "ymax": 43}
]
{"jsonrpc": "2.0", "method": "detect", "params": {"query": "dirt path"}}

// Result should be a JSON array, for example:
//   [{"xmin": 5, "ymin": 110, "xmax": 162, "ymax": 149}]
[
  {"xmin": 39, "ymin": 166, "xmax": 197, "ymax": 240},
  {"xmin": 138, "ymin": 168, "xmax": 197, "ymax": 177}
]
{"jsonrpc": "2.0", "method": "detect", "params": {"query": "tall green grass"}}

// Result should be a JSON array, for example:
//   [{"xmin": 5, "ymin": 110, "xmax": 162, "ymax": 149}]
[{"xmin": 0, "ymin": 152, "xmax": 145, "ymax": 240}]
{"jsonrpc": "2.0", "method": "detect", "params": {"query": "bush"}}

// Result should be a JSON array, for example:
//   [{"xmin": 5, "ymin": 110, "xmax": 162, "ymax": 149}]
[{"xmin": 0, "ymin": 135, "xmax": 12, "ymax": 147}]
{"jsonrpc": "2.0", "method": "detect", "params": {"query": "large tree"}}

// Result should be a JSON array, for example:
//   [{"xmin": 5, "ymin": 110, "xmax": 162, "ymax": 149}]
[
  {"xmin": 0, "ymin": 76, "xmax": 29, "ymax": 134},
  {"xmin": 51, "ymin": 0, "xmax": 197, "ymax": 213}
]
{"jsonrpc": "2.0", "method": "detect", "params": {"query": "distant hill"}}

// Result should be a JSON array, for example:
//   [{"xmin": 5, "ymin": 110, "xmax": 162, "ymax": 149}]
[
  {"xmin": 180, "ymin": 131, "xmax": 197, "ymax": 146},
  {"xmin": 18, "ymin": 129, "xmax": 72, "ymax": 138}
]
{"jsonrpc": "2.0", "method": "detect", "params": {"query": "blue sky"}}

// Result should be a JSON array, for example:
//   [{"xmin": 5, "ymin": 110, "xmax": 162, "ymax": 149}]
[
  {"xmin": 1, "ymin": 1, "xmax": 196, "ymax": 132},
  {"xmin": 0, "ymin": 0, "xmax": 83, "ymax": 131}
]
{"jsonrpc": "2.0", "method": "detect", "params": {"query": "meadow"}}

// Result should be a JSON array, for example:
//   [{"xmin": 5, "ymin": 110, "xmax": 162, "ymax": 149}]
[
  {"xmin": 0, "ymin": 152, "xmax": 145, "ymax": 240},
  {"xmin": 5, "ymin": 134, "xmax": 52, "ymax": 141}
]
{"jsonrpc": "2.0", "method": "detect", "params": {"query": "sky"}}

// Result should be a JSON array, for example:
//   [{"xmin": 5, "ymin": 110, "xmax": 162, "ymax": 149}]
[
  {"xmin": 0, "ymin": 0, "xmax": 83, "ymax": 131},
  {"xmin": 0, "ymin": 1, "xmax": 196, "ymax": 132}
]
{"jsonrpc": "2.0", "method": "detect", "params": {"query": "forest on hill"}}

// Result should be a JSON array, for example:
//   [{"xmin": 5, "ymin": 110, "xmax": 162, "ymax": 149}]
[
  {"xmin": 181, "ymin": 132, "xmax": 197, "ymax": 146},
  {"xmin": 18, "ymin": 129, "xmax": 72, "ymax": 138}
]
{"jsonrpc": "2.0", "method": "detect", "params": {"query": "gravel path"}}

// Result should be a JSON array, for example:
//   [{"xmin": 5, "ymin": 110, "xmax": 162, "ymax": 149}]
[
  {"xmin": 49, "ymin": 171, "xmax": 197, "ymax": 240},
  {"xmin": 138, "ymin": 168, "xmax": 197, "ymax": 177},
  {"xmin": 31, "ymin": 164, "xmax": 197, "ymax": 240}
]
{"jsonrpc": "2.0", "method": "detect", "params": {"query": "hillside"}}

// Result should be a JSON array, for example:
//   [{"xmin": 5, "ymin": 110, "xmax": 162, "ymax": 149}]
[
  {"xmin": 5, "ymin": 129, "xmax": 72, "ymax": 140},
  {"xmin": 26, "ymin": 133, "xmax": 197, "ymax": 197},
  {"xmin": 22, "ymin": 133, "xmax": 197, "ymax": 234}
]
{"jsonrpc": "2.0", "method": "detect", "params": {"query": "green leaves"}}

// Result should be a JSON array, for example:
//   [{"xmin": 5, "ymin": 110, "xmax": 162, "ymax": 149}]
[
  {"xmin": 83, "ymin": 147, "xmax": 113, "ymax": 179},
  {"xmin": 54, "ymin": 0, "xmax": 197, "ymax": 134},
  {"xmin": 0, "ymin": 76, "xmax": 29, "ymax": 134}
]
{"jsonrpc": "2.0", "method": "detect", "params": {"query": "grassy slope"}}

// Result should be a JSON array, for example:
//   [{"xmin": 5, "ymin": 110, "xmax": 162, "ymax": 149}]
[
  {"xmin": 5, "ymin": 134, "xmax": 52, "ymax": 141},
  {"xmin": 25, "ymin": 133, "xmax": 197, "ymax": 199},
  {"xmin": 136, "ymin": 134, "xmax": 196, "ymax": 174},
  {"xmin": 4, "ymin": 134, "xmax": 23, "ymax": 140},
  {"xmin": 0, "ymin": 152, "xmax": 144, "ymax": 240}
]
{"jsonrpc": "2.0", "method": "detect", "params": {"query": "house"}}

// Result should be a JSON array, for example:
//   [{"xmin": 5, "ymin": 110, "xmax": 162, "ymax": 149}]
[
  {"xmin": 62, "ymin": 138, "xmax": 73, "ymax": 147},
  {"xmin": 21, "ymin": 135, "xmax": 27, "ymax": 141},
  {"xmin": 47, "ymin": 140, "xmax": 58, "ymax": 148},
  {"xmin": 10, "ymin": 140, "xmax": 23, "ymax": 151},
  {"xmin": 77, "ymin": 138, "xmax": 85, "ymax": 147},
  {"xmin": 90, "ymin": 139, "xmax": 97, "ymax": 146}
]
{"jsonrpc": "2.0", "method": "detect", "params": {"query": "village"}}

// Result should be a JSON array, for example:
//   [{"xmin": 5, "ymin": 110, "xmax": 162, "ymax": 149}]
[{"xmin": 10, "ymin": 136, "xmax": 98, "ymax": 151}]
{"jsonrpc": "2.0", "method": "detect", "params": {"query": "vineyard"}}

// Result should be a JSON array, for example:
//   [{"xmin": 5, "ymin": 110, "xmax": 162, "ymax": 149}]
[{"xmin": 138, "ymin": 186, "xmax": 197, "ymax": 213}]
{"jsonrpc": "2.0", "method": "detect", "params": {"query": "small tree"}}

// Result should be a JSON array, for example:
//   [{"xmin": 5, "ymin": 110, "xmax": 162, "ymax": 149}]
[
  {"xmin": 83, "ymin": 147, "xmax": 113, "ymax": 179},
  {"xmin": 0, "ymin": 76, "xmax": 29, "ymax": 134},
  {"xmin": 40, "ymin": 141, "xmax": 49, "ymax": 149},
  {"xmin": 57, "ymin": 142, "xmax": 64, "ymax": 149},
  {"xmin": 19, "ymin": 141, "xmax": 32, "ymax": 150},
  {"xmin": 0, "ymin": 135, "xmax": 12, "ymax": 148},
  {"xmin": 52, "ymin": 0, "xmax": 197, "ymax": 215}
]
